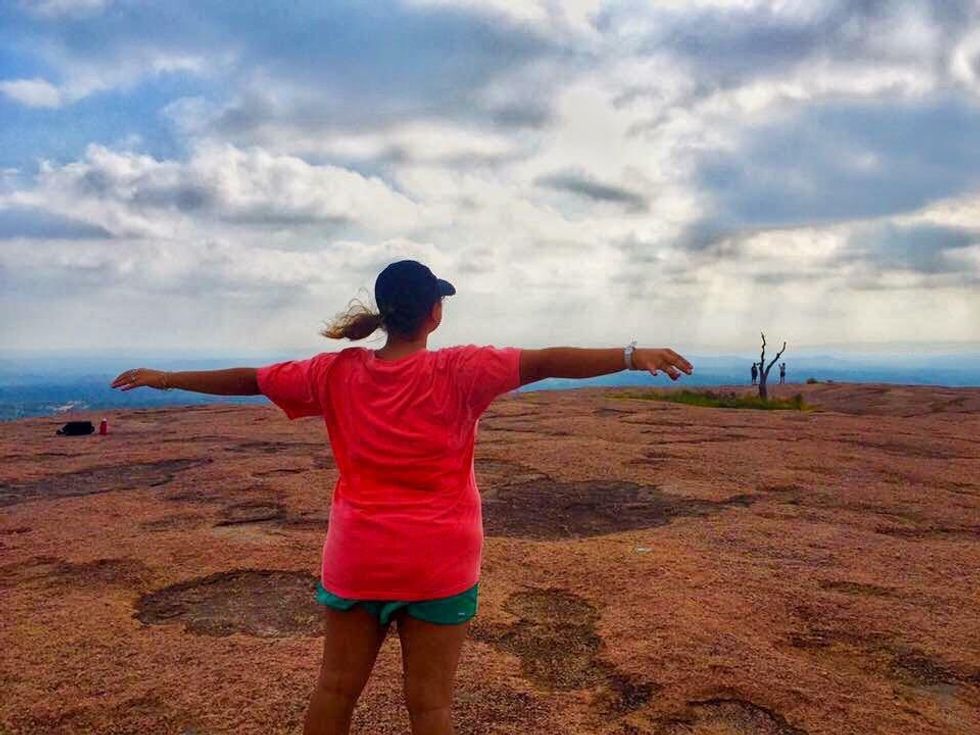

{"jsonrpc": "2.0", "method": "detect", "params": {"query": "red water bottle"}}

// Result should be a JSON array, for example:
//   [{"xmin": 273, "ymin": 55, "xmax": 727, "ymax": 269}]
[{"xmin": 99, "ymin": 418, "xmax": 108, "ymax": 435}]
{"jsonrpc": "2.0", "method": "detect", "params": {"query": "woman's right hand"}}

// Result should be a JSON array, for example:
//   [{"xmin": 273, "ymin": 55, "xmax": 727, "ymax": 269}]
[
  {"xmin": 111, "ymin": 368, "xmax": 170, "ymax": 391},
  {"xmin": 634, "ymin": 349, "xmax": 693, "ymax": 380}
]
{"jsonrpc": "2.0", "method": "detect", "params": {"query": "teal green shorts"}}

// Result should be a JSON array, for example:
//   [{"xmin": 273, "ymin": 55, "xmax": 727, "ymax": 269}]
[{"xmin": 314, "ymin": 581, "xmax": 479, "ymax": 626}]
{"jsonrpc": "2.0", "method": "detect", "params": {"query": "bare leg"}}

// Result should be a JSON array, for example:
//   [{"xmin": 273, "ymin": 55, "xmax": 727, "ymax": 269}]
[
  {"xmin": 397, "ymin": 613, "xmax": 469, "ymax": 735},
  {"xmin": 304, "ymin": 606, "xmax": 389, "ymax": 735}
]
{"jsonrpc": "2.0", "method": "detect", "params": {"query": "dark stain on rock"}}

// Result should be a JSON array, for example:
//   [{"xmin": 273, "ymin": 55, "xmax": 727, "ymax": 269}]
[
  {"xmin": 627, "ymin": 448, "xmax": 685, "ymax": 465},
  {"xmin": 638, "ymin": 433, "xmax": 756, "ymax": 443},
  {"xmin": 312, "ymin": 454, "xmax": 336, "ymax": 469},
  {"xmin": 818, "ymin": 579, "xmax": 897, "ymax": 597},
  {"xmin": 474, "ymin": 459, "xmax": 549, "ymax": 496},
  {"xmin": 471, "ymin": 588, "xmax": 658, "ymax": 717},
  {"xmin": 452, "ymin": 685, "xmax": 550, "ymax": 734},
  {"xmin": 279, "ymin": 513, "xmax": 330, "ymax": 531},
  {"xmin": 787, "ymin": 625, "xmax": 979, "ymax": 696},
  {"xmin": 140, "ymin": 513, "xmax": 205, "ymax": 532},
  {"xmin": 834, "ymin": 437, "xmax": 971, "ymax": 460},
  {"xmin": 659, "ymin": 697, "xmax": 809, "ymax": 734},
  {"xmin": 874, "ymin": 524, "xmax": 980, "ymax": 540},
  {"xmin": 216, "ymin": 501, "xmax": 287, "ymax": 526},
  {"xmin": 758, "ymin": 484, "xmax": 807, "ymax": 495},
  {"xmin": 599, "ymin": 672, "xmax": 659, "ymax": 716},
  {"xmin": 228, "ymin": 440, "xmax": 326, "ymax": 454},
  {"xmin": 482, "ymin": 480, "xmax": 755, "ymax": 539},
  {"xmin": 5, "ymin": 695, "xmax": 198, "ymax": 735},
  {"xmin": 2, "ymin": 555, "xmax": 151, "ymax": 588},
  {"xmin": 135, "ymin": 569, "xmax": 320, "ymax": 637},
  {"xmin": 594, "ymin": 407, "xmax": 633, "ymax": 417},
  {"xmin": 252, "ymin": 467, "xmax": 309, "ymax": 477},
  {"xmin": 1, "ymin": 458, "xmax": 206, "ymax": 506},
  {"xmin": 889, "ymin": 649, "xmax": 963, "ymax": 687}
]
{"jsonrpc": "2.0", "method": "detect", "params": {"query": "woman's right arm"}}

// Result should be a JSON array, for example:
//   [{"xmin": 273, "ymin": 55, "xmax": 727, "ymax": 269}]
[
  {"xmin": 111, "ymin": 367, "xmax": 260, "ymax": 395},
  {"xmin": 518, "ymin": 347, "xmax": 693, "ymax": 386}
]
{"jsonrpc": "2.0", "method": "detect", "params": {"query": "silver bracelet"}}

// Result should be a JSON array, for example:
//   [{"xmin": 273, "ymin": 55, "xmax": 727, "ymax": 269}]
[{"xmin": 624, "ymin": 341, "xmax": 637, "ymax": 370}]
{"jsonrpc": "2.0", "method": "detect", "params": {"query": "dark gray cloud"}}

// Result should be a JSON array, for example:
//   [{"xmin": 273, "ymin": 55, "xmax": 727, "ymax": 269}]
[
  {"xmin": 846, "ymin": 270, "xmax": 980, "ymax": 291},
  {"xmin": 675, "ymin": 221, "xmax": 979, "ymax": 291},
  {"xmin": 751, "ymin": 270, "xmax": 823, "ymax": 285},
  {"xmin": 536, "ymin": 171, "xmax": 647, "ymax": 211},
  {"xmin": 154, "ymin": 0, "xmax": 558, "ymax": 133},
  {"xmin": 488, "ymin": 102, "xmax": 553, "ymax": 129},
  {"xmin": 634, "ymin": 0, "xmax": 977, "ymax": 79},
  {"xmin": 845, "ymin": 222, "xmax": 978, "ymax": 274},
  {"xmin": 127, "ymin": 183, "xmax": 350, "ymax": 227},
  {"xmin": 129, "ymin": 184, "xmax": 211, "ymax": 211},
  {"xmin": 670, "ymin": 221, "xmax": 737, "ymax": 255},
  {"xmin": 0, "ymin": 207, "xmax": 111, "ymax": 239},
  {"xmin": 697, "ymin": 97, "xmax": 980, "ymax": 229},
  {"xmin": 614, "ymin": 0, "xmax": 980, "ymax": 139}
]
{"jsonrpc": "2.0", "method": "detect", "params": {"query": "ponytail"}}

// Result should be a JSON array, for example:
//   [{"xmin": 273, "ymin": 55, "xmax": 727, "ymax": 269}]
[{"xmin": 320, "ymin": 299, "xmax": 383, "ymax": 340}]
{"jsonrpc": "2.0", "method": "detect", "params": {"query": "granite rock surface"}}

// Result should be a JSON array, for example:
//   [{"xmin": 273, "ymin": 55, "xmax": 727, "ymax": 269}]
[{"xmin": 2, "ymin": 383, "xmax": 979, "ymax": 734}]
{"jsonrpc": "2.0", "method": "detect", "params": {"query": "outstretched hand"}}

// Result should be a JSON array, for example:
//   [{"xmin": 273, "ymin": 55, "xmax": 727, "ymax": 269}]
[
  {"xmin": 634, "ymin": 349, "xmax": 693, "ymax": 380},
  {"xmin": 111, "ymin": 368, "xmax": 170, "ymax": 391}
]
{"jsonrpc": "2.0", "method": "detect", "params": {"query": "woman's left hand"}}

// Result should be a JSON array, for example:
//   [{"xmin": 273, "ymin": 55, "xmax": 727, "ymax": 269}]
[
  {"xmin": 111, "ymin": 368, "xmax": 170, "ymax": 391},
  {"xmin": 633, "ymin": 348, "xmax": 693, "ymax": 380}
]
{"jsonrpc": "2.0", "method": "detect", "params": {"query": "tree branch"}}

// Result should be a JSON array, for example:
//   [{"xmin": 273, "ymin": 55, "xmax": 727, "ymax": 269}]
[{"xmin": 766, "ymin": 342, "xmax": 787, "ymax": 375}]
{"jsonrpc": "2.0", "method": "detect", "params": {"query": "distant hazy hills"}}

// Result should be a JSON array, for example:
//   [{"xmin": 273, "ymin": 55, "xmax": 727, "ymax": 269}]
[{"xmin": 2, "ymin": 350, "xmax": 979, "ymax": 421}]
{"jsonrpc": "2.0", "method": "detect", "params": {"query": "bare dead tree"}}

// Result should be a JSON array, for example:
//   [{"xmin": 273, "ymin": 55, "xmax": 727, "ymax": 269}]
[{"xmin": 758, "ymin": 332, "xmax": 787, "ymax": 400}]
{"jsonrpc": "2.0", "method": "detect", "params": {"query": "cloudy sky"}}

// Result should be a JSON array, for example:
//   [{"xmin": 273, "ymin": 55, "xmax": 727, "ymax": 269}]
[{"xmin": 2, "ymin": 0, "xmax": 979, "ymax": 357}]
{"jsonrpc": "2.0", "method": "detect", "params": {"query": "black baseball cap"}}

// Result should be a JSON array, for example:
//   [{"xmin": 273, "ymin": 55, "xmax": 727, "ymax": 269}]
[{"xmin": 375, "ymin": 260, "xmax": 455, "ymax": 319}]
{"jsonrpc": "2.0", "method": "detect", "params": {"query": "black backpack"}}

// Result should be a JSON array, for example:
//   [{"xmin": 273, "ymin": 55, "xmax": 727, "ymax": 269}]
[{"xmin": 56, "ymin": 421, "xmax": 95, "ymax": 436}]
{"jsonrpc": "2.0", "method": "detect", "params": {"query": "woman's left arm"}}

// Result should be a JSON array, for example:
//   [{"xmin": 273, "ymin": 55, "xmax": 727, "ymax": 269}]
[{"xmin": 111, "ymin": 367, "xmax": 260, "ymax": 395}]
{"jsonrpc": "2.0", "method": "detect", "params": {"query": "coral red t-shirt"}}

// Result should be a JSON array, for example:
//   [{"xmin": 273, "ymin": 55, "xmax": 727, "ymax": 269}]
[{"xmin": 256, "ymin": 345, "xmax": 522, "ymax": 600}]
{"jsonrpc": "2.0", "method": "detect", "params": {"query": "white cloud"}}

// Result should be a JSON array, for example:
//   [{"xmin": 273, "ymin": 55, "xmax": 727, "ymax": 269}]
[
  {"xmin": 5, "ymin": 144, "xmax": 423, "ymax": 238},
  {"xmin": 0, "ymin": 51, "xmax": 217, "ymax": 108},
  {"xmin": 62, "ymin": 52, "xmax": 211, "ymax": 101},
  {"xmin": 21, "ymin": 0, "xmax": 112, "ymax": 18},
  {"xmin": 864, "ymin": 3, "xmax": 943, "ymax": 60},
  {"xmin": 207, "ymin": 118, "xmax": 523, "ymax": 166},
  {"xmin": 0, "ymin": 78, "xmax": 63, "ymax": 108},
  {"xmin": 897, "ymin": 190, "xmax": 980, "ymax": 230},
  {"xmin": 405, "ymin": 0, "xmax": 603, "ymax": 37},
  {"xmin": 951, "ymin": 27, "xmax": 980, "ymax": 93}
]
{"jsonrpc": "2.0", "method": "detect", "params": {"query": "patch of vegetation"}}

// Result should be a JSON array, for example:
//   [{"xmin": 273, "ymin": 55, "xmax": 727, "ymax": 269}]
[
  {"xmin": 806, "ymin": 377, "xmax": 820, "ymax": 384},
  {"xmin": 615, "ymin": 389, "xmax": 810, "ymax": 411}
]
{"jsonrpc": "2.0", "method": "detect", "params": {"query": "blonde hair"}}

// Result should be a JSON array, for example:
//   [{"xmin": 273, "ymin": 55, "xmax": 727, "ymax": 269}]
[{"xmin": 320, "ymin": 299, "xmax": 384, "ymax": 341}]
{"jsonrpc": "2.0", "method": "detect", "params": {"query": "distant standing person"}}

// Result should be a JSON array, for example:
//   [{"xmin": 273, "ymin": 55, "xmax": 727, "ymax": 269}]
[
  {"xmin": 751, "ymin": 362, "xmax": 758, "ymax": 385},
  {"xmin": 779, "ymin": 362, "xmax": 786, "ymax": 384},
  {"xmin": 110, "ymin": 259, "xmax": 694, "ymax": 735}
]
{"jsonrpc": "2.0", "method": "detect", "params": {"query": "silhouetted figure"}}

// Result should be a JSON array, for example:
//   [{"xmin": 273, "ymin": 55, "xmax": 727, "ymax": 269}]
[
  {"xmin": 779, "ymin": 362, "xmax": 786, "ymax": 384},
  {"xmin": 751, "ymin": 362, "xmax": 758, "ymax": 385}
]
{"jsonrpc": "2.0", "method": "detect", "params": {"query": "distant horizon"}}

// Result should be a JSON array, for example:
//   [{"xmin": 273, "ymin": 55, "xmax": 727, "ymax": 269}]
[
  {"xmin": 4, "ymin": 339, "xmax": 980, "ymax": 362},
  {"xmin": 3, "ymin": 344, "xmax": 978, "ymax": 422}
]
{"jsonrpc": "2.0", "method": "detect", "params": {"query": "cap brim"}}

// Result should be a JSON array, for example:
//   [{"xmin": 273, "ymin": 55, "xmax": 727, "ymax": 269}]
[{"xmin": 437, "ymin": 278, "xmax": 456, "ymax": 296}]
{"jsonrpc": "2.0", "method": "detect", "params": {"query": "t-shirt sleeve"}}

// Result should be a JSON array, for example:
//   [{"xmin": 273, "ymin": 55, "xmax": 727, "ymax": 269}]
[
  {"xmin": 256, "ymin": 352, "xmax": 337, "ymax": 420},
  {"xmin": 452, "ymin": 345, "xmax": 523, "ymax": 416}
]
